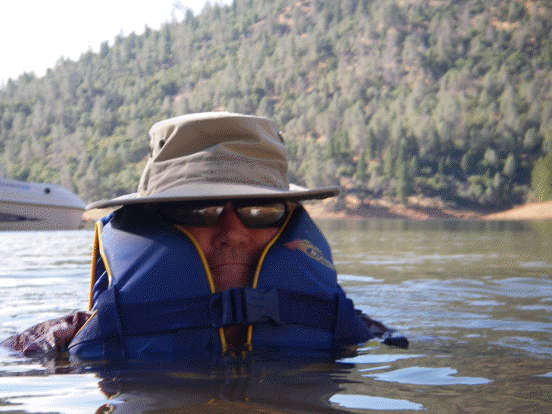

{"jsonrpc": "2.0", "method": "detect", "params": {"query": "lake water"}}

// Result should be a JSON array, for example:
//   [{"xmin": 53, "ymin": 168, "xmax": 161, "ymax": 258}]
[{"xmin": 0, "ymin": 219, "xmax": 551, "ymax": 413}]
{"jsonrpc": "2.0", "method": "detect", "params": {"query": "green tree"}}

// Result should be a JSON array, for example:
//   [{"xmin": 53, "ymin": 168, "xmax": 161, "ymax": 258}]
[
  {"xmin": 532, "ymin": 155, "xmax": 552, "ymax": 202},
  {"xmin": 329, "ymin": 129, "xmax": 352, "ymax": 163},
  {"xmin": 461, "ymin": 150, "xmax": 480, "ymax": 176},
  {"xmin": 503, "ymin": 153, "xmax": 516, "ymax": 177},
  {"xmin": 1, "ymin": 0, "xmax": 551, "ymax": 208},
  {"xmin": 383, "ymin": 145, "xmax": 394, "ymax": 178},
  {"xmin": 355, "ymin": 145, "xmax": 368, "ymax": 180}
]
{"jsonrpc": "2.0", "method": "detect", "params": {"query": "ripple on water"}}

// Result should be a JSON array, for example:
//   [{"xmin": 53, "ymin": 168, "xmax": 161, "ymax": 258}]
[
  {"xmin": 330, "ymin": 394, "xmax": 425, "ymax": 411},
  {"xmin": 364, "ymin": 366, "xmax": 493, "ymax": 385},
  {"xmin": 0, "ymin": 375, "xmax": 109, "ymax": 414}
]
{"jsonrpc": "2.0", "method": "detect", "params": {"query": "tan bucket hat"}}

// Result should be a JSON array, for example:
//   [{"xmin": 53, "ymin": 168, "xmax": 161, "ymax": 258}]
[{"xmin": 86, "ymin": 112, "xmax": 339, "ymax": 210}]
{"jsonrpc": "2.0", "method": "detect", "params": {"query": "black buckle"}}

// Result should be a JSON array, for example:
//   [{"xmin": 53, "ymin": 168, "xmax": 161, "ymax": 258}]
[
  {"xmin": 209, "ymin": 288, "xmax": 282, "ymax": 327},
  {"xmin": 244, "ymin": 288, "xmax": 282, "ymax": 325}
]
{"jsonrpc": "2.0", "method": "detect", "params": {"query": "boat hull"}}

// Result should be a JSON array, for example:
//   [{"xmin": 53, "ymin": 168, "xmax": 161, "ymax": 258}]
[
  {"xmin": 0, "ymin": 201, "xmax": 84, "ymax": 230},
  {"xmin": 0, "ymin": 178, "xmax": 85, "ymax": 230}
]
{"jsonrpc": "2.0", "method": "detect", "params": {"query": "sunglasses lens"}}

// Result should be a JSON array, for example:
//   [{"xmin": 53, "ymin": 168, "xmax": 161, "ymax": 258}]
[
  {"xmin": 157, "ymin": 201, "xmax": 287, "ymax": 228},
  {"xmin": 237, "ymin": 202, "xmax": 287, "ymax": 228},
  {"xmin": 159, "ymin": 205, "xmax": 223, "ymax": 227}
]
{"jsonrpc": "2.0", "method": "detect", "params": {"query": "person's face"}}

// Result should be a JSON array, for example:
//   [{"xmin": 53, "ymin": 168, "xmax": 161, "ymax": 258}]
[{"xmin": 184, "ymin": 202, "xmax": 280, "ymax": 292}]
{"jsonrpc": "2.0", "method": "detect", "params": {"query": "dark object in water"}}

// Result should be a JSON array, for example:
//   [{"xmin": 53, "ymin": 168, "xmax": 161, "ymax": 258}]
[{"xmin": 358, "ymin": 311, "xmax": 409, "ymax": 349}]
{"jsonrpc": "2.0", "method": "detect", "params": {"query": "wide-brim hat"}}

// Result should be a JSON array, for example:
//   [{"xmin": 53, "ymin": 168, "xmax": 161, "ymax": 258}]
[{"xmin": 86, "ymin": 112, "xmax": 339, "ymax": 210}]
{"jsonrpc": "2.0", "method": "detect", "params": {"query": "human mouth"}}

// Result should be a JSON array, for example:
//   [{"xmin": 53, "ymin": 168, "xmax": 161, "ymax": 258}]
[
  {"xmin": 211, "ymin": 263, "xmax": 254, "ymax": 278},
  {"xmin": 211, "ymin": 260, "xmax": 252, "ymax": 269},
  {"xmin": 210, "ymin": 263, "xmax": 254, "ymax": 291}
]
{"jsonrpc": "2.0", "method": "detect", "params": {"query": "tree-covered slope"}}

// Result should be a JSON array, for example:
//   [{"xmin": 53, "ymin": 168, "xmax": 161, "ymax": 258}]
[{"xmin": 1, "ymin": 0, "xmax": 551, "ymax": 207}]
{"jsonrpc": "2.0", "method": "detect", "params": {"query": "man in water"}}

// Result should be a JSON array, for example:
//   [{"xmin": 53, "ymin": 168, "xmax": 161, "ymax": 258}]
[{"xmin": 2, "ymin": 112, "xmax": 407, "ymax": 357}]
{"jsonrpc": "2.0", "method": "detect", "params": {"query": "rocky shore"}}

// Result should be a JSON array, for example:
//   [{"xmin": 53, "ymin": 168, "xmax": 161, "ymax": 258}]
[{"xmin": 302, "ymin": 198, "xmax": 552, "ymax": 221}]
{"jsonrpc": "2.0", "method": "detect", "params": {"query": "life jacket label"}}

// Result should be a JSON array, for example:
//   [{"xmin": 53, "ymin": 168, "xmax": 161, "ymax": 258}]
[{"xmin": 284, "ymin": 239, "xmax": 335, "ymax": 271}]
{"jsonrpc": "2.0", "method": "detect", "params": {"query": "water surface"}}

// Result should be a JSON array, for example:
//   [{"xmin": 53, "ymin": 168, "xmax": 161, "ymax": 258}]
[{"xmin": 1, "ymin": 220, "xmax": 551, "ymax": 413}]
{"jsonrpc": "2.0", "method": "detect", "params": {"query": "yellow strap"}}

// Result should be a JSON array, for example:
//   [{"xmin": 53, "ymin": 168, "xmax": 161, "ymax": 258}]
[
  {"xmin": 88, "ymin": 218, "xmax": 230, "ymax": 355},
  {"xmin": 251, "ymin": 202, "xmax": 296, "ymax": 289},
  {"xmin": 174, "ymin": 226, "xmax": 216, "ymax": 293},
  {"xmin": 245, "ymin": 202, "xmax": 296, "ymax": 351},
  {"xmin": 87, "ymin": 219, "xmax": 116, "ymax": 311},
  {"xmin": 174, "ymin": 225, "xmax": 228, "ymax": 353},
  {"xmin": 170, "ymin": 204, "xmax": 295, "ymax": 355}
]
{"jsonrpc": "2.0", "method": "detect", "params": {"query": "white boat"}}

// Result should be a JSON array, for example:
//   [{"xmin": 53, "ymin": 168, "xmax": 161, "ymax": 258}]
[{"xmin": 0, "ymin": 176, "xmax": 86, "ymax": 230}]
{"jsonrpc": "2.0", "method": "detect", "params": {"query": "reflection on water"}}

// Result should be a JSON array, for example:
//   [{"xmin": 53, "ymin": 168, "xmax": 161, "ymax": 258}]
[
  {"xmin": 364, "ymin": 366, "xmax": 492, "ymax": 385},
  {"xmin": 330, "ymin": 394, "xmax": 424, "ymax": 411},
  {"xmin": 0, "ymin": 374, "xmax": 105, "ymax": 414},
  {"xmin": 1, "ymin": 220, "xmax": 552, "ymax": 413},
  {"xmin": 0, "ymin": 231, "xmax": 92, "ymax": 338}
]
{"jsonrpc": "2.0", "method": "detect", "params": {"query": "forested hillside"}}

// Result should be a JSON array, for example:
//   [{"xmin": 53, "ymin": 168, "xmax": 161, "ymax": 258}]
[{"xmin": 1, "ymin": 0, "xmax": 552, "ymax": 208}]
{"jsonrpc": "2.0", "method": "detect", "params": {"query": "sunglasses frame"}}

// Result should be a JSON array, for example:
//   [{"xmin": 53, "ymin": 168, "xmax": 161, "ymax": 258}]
[{"xmin": 151, "ymin": 199, "xmax": 290, "ymax": 229}]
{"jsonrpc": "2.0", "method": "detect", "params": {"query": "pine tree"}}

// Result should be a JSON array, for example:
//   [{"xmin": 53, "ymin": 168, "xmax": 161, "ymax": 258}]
[
  {"xmin": 532, "ymin": 155, "xmax": 552, "ymax": 201},
  {"xmin": 355, "ymin": 145, "xmax": 368, "ymax": 180},
  {"xmin": 383, "ymin": 146, "xmax": 394, "ymax": 178}
]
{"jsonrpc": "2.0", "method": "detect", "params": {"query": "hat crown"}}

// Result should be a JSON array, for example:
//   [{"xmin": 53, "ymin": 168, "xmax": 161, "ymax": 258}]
[
  {"xmin": 138, "ymin": 112, "xmax": 289, "ymax": 197},
  {"xmin": 85, "ymin": 112, "xmax": 339, "ymax": 210}
]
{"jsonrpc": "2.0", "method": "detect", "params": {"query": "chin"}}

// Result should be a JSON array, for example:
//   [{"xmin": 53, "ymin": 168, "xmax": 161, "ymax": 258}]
[{"xmin": 212, "ymin": 264, "xmax": 253, "ymax": 290}]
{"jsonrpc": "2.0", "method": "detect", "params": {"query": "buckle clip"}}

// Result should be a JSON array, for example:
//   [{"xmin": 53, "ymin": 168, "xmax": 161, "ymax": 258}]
[
  {"xmin": 244, "ymin": 288, "xmax": 282, "ymax": 325},
  {"xmin": 209, "ymin": 288, "xmax": 282, "ymax": 327}
]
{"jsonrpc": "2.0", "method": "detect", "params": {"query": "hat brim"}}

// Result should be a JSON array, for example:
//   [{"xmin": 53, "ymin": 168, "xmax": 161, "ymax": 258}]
[{"xmin": 85, "ymin": 183, "xmax": 340, "ymax": 210}]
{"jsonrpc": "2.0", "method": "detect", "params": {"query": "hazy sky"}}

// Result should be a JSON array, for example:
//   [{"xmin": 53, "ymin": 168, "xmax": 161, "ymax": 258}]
[{"xmin": 0, "ymin": 0, "xmax": 230, "ymax": 84}]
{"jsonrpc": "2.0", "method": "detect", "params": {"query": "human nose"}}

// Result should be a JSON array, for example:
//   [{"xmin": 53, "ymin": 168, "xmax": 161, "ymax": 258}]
[{"xmin": 213, "ymin": 202, "xmax": 249, "ymax": 246}]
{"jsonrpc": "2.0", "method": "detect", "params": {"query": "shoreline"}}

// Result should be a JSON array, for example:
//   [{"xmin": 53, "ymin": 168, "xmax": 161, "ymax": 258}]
[
  {"xmin": 302, "ymin": 199, "xmax": 552, "ymax": 221},
  {"xmin": 82, "ymin": 200, "xmax": 552, "ymax": 223}
]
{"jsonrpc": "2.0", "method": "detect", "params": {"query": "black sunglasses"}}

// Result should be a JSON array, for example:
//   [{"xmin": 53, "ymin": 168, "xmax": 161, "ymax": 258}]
[{"xmin": 154, "ymin": 200, "xmax": 288, "ymax": 229}]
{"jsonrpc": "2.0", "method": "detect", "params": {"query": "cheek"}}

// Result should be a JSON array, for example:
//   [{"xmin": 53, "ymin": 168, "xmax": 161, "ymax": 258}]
[
  {"xmin": 184, "ymin": 227, "xmax": 215, "ymax": 256},
  {"xmin": 183, "ymin": 226, "xmax": 280, "ymax": 257},
  {"xmin": 255, "ymin": 228, "xmax": 280, "ymax": 250}
]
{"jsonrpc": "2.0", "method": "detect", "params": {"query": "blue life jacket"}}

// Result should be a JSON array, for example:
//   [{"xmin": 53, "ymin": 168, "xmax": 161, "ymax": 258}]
[{"xmin": 68, "ymin": 205, "xmax": 373, "ymax": 361}]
